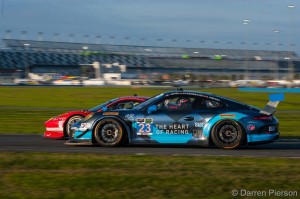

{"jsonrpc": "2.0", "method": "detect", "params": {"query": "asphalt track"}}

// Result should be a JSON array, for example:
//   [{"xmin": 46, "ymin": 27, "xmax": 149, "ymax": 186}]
[{"xmin": 0, "ymin": 134, "xmax": 299, "ymax": 158}]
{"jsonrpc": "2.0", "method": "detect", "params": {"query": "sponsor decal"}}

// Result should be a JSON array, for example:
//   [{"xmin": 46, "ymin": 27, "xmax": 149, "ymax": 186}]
[
  {"xmin": 155, "ymin": 123, "xmax": 189, "ymax": 134},
  {"xmin": 136, "ymin": 118, "xmax": 145, "ymax": 123},
  {"xmin": 247, "ymin": 124, "xmax": 256, "ymax": 131},
  {"xmin": 136, "ymin": 118, "xmax": 153, "ymax": 135},
  {"xmin": 79, "ymin": 123, "xmax": 92, "ymax": 131},
  {"xmin": 145, "ymin": 118, "xmax": 153, "ymax": 123},
  {"xmin": 58, "ymin": 121, "xmax": 63, "ymax": 128},
  {"xmin": 125, "ymin": 114, "xmax": 135, "ymax": 121},
  {"xmin": 103, "ymin": 112, "xmax": 119, "ymax": 116},
  {"xmin": 220, "ymin": 114, "xmax": 236, "ymax": 118},
  {"xmin": 195, "ymin": 122, "xmax": 204, "ymax": 128}
]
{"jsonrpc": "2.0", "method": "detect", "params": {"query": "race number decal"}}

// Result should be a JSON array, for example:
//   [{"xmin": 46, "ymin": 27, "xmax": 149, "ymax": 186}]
[{"xmin": 136, "ymin": 118, "xmax": 153, "ymax": 135}]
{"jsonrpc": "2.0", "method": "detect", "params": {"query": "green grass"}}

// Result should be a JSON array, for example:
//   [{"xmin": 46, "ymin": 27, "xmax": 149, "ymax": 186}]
[
  {"xmin": 0, "ymin": 152, "xmax": 299, "ymax": 199},
  {"xmin": 0, "ymin": 86, "xmax": 299, "ymax": 137}
]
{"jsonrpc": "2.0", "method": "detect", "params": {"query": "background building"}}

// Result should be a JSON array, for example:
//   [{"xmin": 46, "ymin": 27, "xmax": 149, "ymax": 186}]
[{"xmin": 0, "ymin": 38, "xmax": 299, "ymax": 84}]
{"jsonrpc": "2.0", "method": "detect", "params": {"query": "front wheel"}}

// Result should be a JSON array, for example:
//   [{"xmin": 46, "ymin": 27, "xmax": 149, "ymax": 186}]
[
  {"xmin": 65, "ymin": 115, "xmax": 84, "ymax": 137},
  {"xmin": 93, "ymin": 119, "xmax": 124, "ymax": 147},
  {"xmin": 211, "ymin": 120, "xmax": 245, "ymax": 149}
]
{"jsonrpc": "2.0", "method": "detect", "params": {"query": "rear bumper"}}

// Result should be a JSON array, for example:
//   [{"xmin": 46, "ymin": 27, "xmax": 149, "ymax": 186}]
[{"xmin": 247, "ymin": 132, "xmax": 280, "ymax": 144}]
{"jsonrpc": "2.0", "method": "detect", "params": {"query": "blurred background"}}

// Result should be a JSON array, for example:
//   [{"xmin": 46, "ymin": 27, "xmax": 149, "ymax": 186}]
[{"xmin": 0, "ymin": 0, "xmax": 299, "ymax": 88}]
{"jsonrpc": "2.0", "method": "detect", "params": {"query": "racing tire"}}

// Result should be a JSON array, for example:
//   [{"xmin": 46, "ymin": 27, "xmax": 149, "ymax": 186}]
[
  {"xmin": 93, "ymin": 119, "xmax": 124, "ymax": 147},
  {"xmin": 65, "ymin": 115, "xmax": 84, "ymax": 137},
  {"xmin": 211, "ymin": 120, "xmax": 245, "ymax": 150}
]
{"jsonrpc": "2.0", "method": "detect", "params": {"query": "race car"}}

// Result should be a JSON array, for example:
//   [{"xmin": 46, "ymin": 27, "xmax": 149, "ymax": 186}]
[
  {"xmin": 67, "ymin": 89, "xmax": 283, "ymax": 149},
  {"xmin": 44, "ymin": 96, "xmax": 148, "ymax": 139}
]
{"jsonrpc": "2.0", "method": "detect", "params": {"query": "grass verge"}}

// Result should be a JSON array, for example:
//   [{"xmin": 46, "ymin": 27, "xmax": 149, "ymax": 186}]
[{"xmin": 0, "ymin": 152, "xmax": 299, "ymax": 199}]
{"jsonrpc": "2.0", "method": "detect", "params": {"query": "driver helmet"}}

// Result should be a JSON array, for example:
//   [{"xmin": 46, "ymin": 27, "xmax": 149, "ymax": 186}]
[{"xmin": 177, "ymin": 98, "xmax": 191, "ymax": 109}]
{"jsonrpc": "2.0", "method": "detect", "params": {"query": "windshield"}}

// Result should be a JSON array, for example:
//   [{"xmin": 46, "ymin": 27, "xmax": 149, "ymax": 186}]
[
  {"xmin": 88, "ymin": 98, "xmax": 118, "ymax": 112},
  {"xmin": 133, "ymin": 93, "xmax": 164, "ymax": 110}
]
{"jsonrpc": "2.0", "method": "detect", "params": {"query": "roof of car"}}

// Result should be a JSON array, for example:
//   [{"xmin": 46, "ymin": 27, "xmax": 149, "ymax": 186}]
[
  {"xmin": 164, "ymin": 89, "xmax": 214, "ymax": 96},
  {"xmin": 118, "ymin": 96, "xmax": 149, "ymax": 99}
]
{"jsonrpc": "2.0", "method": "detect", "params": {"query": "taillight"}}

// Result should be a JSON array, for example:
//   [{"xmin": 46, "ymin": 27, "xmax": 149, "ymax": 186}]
[{"xmin": 253, "ymin": 115, "xmax": 273, "ymax": 121}]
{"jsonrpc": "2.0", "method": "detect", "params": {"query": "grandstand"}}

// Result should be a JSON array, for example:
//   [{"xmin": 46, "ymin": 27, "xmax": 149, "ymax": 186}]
[{"xmin": 0, "ymin": 39, "xmax": 299, "ymax": 81}]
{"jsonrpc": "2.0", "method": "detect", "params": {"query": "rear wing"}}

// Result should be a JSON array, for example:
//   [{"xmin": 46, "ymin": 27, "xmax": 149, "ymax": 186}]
[{"xmin": 260, "ymin": 93, "xmax": 284, "ymax": 115}]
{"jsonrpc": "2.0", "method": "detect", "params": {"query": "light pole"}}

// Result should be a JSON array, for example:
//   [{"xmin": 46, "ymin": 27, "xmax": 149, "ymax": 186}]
[
  {"xmin": 23, "ymin": 43, "xmax": 30, "ymax": 79},
  {"xmin": 81, "ymin": 46, "xmax": 89, "ymax": 83},
  {"xmin": 285, "ymin": 57, "xmax": 290, "ymax": 74},
  {"xmin": 193, "ymin": 51, "xmax": 200, "ymax": 81},
  {"xmin": 273, "ymin": 30, "xmax": 280, "ymax": 80},
  {"xmin": 243, "ymin": 19, "xmax": 251, "ymax": 80},
  {"xmin": 287, "ymin": 4, "xmax": 295, "ymax": 80}
]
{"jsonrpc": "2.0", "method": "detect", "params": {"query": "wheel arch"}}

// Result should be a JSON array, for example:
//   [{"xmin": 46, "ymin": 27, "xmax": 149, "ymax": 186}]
[
  {"xmin": 208, "ymin": 119, "xmax": 247, "ymax": 146},
  {"xmin": 92, "ymin": 116, "xmax": 131, "ymax": 143},
  {"xmin": 64, "ymin": 114, "xmax": 86, "ymax": 136}
]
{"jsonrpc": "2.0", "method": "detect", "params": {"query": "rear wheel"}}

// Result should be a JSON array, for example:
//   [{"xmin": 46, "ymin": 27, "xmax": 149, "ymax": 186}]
[
  {"xmin": 65, "ymin": 115, "xmax": 84, "ymax": 137},
  {"xmin": 211, "ymin": 120, "xmax": 245, "ymax": 149},
  {"xmin": 93, "ymin": 119, "xmax": 124, "ymax": 147}
]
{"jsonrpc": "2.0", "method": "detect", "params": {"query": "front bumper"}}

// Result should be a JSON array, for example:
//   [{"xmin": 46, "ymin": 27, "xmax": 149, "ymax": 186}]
[
  {"xmin": 44, "ymin": 118, "xmax": 65, "ymax": 138},
  {"xmin": 44, "ymin": 128, "xmax": 64, "ymax": 139},
  {"xmin": 65, "ymin": 127, "xmax": 94, "ymax": 145}
]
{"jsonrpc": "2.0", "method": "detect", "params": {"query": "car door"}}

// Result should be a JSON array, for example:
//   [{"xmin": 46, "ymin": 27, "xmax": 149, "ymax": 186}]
[{"xmin": 137, "ymin": 94, "xmax": 199, "ymax": 144}]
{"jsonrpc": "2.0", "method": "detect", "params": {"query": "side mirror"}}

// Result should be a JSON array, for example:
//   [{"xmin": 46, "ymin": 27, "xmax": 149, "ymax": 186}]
[
  {"xmin": 147, "ymin": 105, "xmax": 157, "ymax": 114},
  {"xmin": 102, "ymin": 106, "xmax": 108, "ymax": 112}
]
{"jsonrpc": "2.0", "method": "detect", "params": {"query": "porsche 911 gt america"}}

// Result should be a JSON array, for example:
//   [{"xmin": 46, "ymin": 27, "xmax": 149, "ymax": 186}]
[
  {"xmin": 67, "ymin": 90, "xmax": 283, "ymax": 149},
  {"xmin": 44, "ymin": 96, "xmax": 148, "ymax": 139}
]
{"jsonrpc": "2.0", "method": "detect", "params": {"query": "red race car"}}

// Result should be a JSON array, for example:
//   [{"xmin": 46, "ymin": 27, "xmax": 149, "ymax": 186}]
[{"xmin": 44, "ymin": 96, "xmax": 148, "ymax": 139}]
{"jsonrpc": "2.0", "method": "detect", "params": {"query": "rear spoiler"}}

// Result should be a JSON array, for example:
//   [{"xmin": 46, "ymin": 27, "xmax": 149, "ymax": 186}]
[{"xmin": 260, "ymin": 93, "xmax": 284, "ymax": 115}]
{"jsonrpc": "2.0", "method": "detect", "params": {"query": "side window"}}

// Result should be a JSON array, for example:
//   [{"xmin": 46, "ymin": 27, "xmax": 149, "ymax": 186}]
[
  {"xmin": 193, "ymin": 97, "xmax": 224, "ymax": 109},
  {"xmin": 157, "ymin": 95, "xmax": 195, "ymax": 111},
  {"xmin": 205, "ymin": 100, "xmax": 223, "ymax": 109},
  {"xmin": 108, "ymin": 101, "xmax": 140, "ymax": 110}
]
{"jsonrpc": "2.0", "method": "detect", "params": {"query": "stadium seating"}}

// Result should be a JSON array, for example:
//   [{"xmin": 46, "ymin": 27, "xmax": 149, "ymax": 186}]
[{"xmin": 0, "ymin": 39, "xmax": 299, "ymax": 79}]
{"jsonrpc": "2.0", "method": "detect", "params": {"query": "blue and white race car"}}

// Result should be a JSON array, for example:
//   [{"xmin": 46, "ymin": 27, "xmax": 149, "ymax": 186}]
[{"xmin": 67, "ymin": 89, "xmax": 283, "ymax": 149}]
